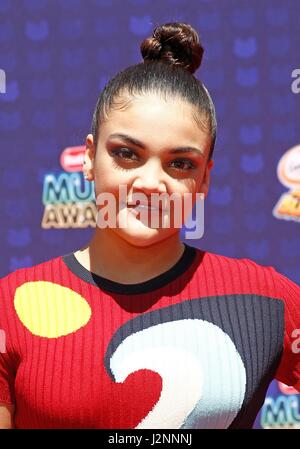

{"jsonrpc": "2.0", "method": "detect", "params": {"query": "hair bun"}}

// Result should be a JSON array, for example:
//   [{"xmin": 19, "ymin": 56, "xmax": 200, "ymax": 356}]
[{"xmin": 140, "ymin": 22, "xmax": 204, "ymax": 75}]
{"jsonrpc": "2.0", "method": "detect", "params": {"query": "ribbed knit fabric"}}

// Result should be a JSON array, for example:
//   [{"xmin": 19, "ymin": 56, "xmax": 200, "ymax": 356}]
[{"xmin": 0, "ymin": 243, "xmax": 299, "ymax": 429}]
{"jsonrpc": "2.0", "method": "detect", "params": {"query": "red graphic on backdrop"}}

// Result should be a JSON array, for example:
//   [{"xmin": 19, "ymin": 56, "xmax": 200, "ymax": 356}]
[{"xmin": 60, "ymin": 146, "xmax": 85, "ymax": 172}]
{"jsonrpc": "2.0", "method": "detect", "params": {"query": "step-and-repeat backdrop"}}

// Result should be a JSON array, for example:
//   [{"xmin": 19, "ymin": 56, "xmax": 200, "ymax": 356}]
[{"xmin": 1, "ymin": 0, "xmax": 299, "ymax": 428}]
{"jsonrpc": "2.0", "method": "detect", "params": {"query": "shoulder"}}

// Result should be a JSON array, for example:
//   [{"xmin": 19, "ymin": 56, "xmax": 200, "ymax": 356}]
[
  {"xmin": 0, "ymin": 255, "xmax": 64, "ymax": 302},
  {"xmin": 199, "ymin": 248, "xmax": 276, "ymax": 274},
  {"xmin": 192, "ymin": 246, "xmax": 299, "ymax": 301}
]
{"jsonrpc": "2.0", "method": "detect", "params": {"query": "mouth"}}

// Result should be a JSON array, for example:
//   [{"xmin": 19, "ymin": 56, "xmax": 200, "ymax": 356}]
[
  {"xmin": 127, "ymin": 204, "xmax": 160, "ymax": 212},
  {"xmin": 125, "ymin": 201, "xmax": 170, "ymax": 213}
]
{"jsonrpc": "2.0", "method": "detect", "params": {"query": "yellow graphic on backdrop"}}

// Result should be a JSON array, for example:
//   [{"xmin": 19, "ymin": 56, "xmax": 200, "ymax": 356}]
[{"xmin": 273, "ymin": 145, "xmax": 300, "ymax": 223}]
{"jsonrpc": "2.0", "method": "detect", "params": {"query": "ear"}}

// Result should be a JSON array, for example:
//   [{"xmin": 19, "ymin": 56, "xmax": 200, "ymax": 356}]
[
  {"xmin": 83, "ymin": 134, "xmax": 96, "ymax": 181},
  {"xmin": 200, "ymin": 159, "xmax": 214, "ymax": 198}
]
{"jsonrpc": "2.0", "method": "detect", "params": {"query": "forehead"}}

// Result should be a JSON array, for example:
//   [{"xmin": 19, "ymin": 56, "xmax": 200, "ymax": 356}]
[{"xmin": 99, "ymin": 94, "xmax": 210, "ymax": 149}]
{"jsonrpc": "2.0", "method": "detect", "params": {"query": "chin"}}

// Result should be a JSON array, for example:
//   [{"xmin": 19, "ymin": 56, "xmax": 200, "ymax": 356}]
[{"xmin": 113, "ymin": 229, "xmax": 161, "ymax": 248}]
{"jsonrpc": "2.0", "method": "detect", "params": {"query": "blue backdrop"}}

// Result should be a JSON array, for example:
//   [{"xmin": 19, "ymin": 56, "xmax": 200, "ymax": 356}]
[{"xmin": 1, "ymin": 0, "xmax": 300, "ymax": 429}]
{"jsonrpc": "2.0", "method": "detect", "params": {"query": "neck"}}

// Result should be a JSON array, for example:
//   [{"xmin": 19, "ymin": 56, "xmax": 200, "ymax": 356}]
[{"xmin": 74, "ymin": 229, "xmax": 186, "ymax": 284}]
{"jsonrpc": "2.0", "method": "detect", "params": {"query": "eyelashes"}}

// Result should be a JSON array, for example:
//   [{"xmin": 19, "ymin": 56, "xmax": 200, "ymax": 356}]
[
  {"xmin": 112, "ymin": 148, "xmax": 138, "ymax": 161},
  {"xmin": 111, "ymin": 148, "xmax": 197, "ymax": 171},
  {"xmin": 111, "ymin": 148, "xmax": 138, "ymax": 171},
  {"xmin": 170, "ymin": 160, "xmax": 196, "ymax": 170}
]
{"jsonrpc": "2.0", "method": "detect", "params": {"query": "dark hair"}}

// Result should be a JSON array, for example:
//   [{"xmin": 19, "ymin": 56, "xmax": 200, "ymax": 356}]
[{"xmin": 91, "ymin": 22, "xmax": 217, "ymax": 160}]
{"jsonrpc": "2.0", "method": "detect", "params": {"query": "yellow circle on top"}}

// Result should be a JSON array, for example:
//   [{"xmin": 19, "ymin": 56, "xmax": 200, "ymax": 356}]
[{"xmin": 14, "ymin": 281, "xmax": 91, "ymax": 338}]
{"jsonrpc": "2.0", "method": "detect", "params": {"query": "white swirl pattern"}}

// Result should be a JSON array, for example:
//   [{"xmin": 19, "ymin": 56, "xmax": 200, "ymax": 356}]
[{"xmin": 109, "ymin": 319, "xmax": 247, "ymax": 429}]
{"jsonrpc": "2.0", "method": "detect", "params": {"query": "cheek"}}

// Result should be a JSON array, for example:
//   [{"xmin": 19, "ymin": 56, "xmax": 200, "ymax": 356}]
[
  {"xmin": 172, "ymin": 171, "xmax": 206, "ymax": 216},
  {"xmin": 174, "ymin": 178, "xmax": 198, "ymax": 200},
  {"xmin": 193, "ymin": 166, "xmax": 208, "ymax": 193},
  {"xmin": 162, "ymin": 180, "xmax": 198, "ymax": 225},
  {"xmin": 93, "ymin": 156, "xmax": 130, "ymax": 195}
]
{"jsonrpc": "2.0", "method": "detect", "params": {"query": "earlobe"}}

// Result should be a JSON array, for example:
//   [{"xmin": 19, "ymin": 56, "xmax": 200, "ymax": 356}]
[{"xmin": 83, "ymin": 134, "xmax": 96, "ymax": 181}]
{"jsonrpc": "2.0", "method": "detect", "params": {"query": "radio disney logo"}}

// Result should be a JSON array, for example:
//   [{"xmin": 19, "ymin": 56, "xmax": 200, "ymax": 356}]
[
  {"xmin": 0, "ymin": 69, "xmax": 6, "ymax": 93},
  {"xmin": 291, "ymin": 69, "xmax": 300, "ymax": 94}
]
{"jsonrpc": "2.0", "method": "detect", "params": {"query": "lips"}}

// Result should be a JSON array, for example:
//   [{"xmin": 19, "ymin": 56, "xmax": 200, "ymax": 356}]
[
  {"xmin": 126, "ymin": 201, "xmax": 167, "ymax": 212},
  {"xmin": 128, "ymin": 204, "xmax": 160, "ymax": 211}
]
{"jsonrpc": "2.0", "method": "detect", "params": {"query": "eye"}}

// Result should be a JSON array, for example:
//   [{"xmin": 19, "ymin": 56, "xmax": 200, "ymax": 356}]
[
  {"xmin": 170, "ymin": 159, "xmax": 196, "ymax": 170},
  {"xmin": 112, "ymin": 148, "xmax": 139, "ymax": 161}
]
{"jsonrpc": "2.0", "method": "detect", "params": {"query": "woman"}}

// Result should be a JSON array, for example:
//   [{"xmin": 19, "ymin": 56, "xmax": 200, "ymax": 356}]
[{"xmin": 0, "ymin": 22, "xmax": 299, "ymax": 429}]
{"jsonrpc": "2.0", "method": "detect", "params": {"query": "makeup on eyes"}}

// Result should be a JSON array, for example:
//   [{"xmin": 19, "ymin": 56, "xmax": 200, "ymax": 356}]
[
  {"xmin": 109, "ymin": 146, "xmax": 198, "ymax": 172},
  {"xmin": 107, "ymin": 133, "xmax": 204, "ymax": 157}
]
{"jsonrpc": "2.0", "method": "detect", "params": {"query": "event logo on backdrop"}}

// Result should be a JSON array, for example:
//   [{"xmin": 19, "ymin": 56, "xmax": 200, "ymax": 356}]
[
  {"xmin": 273, "ymin": 145, "xmax": 300, "ymax": 223},
  {"xmin": 259, "ymin": 382, "xmax": 300, "ymax": 429},
  {"xmin": 41, "ymin": 146, "xmax": 97, "ymax": 229}
]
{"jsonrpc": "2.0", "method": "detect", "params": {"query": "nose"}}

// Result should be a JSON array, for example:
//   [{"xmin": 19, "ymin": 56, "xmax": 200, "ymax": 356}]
[{"xmin": 131, "ymin": 158, "xmax": 167, "ymax": 195}]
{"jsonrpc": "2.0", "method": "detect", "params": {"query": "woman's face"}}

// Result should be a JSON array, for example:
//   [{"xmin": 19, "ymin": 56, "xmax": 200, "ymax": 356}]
[{"xmin": 85, "ymin": 93, "xmax": 213, "ymax": 247}]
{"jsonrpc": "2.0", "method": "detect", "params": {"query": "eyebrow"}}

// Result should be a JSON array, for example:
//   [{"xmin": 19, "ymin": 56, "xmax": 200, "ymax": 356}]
[{"xmin": 107, "ymin": 133, "xmax": 204, "ymax": 157}]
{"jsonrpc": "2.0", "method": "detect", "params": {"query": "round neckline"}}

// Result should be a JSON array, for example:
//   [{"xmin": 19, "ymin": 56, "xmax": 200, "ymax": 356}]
[{"xmin": 62, "ymin": 243, "xmax": 197, "ymax": 295}]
